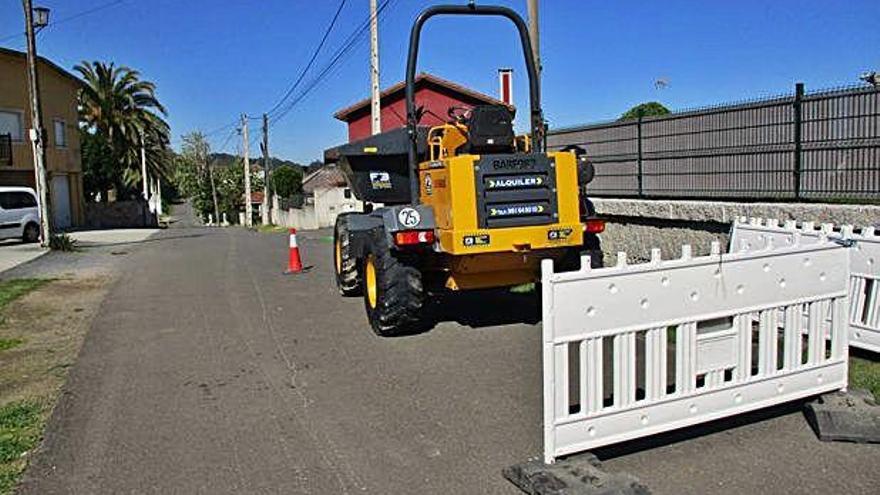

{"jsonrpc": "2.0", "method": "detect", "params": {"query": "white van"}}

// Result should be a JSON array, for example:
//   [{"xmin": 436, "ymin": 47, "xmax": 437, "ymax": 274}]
[{"xmin": 0, "ymin": 187, "xmax": 40, "ymax": 243}]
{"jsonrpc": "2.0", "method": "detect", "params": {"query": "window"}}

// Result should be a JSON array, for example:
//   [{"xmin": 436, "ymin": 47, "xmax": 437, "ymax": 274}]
[
  {"xmin": 343, "ymin": 188, "xmax": 352, "ymax": 199},
  {"xmin": 0, "ymin": 110, "xmax": 24, "ymax": 142},
  {"xmin": 54, "ymin": 119, "xmax": 66, "ymax": 148},
  {"xmin": 0, "ymin": 191, "xmax": 37, "ymax": 210},
  {"xmin": 17, "ymin": 191, "xmax": 37, "ymax": 208}
]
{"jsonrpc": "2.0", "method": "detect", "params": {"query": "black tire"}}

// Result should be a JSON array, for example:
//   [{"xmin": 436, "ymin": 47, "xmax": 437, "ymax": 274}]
[
  {"xmin": 583, "ymin": 233, "xmax": 604, "ymax": 268},
  {"xmin": 559, "ymin": 232, "xmax": 604, "ymax": 271},
  {"xmin": 22, "ymin": 222, "xmax": 40, "ymax": 244},
  {"xmin": 362, "ymin": 228, "xmax": 425, "ymax": 336},
  {"xmin": 333, "ymin": 215, "xmax": 361, "ymax": 296}
]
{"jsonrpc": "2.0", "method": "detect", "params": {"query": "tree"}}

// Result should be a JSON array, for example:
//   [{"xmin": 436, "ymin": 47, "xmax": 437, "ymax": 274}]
[
  {"xmin": 76, "ymin": 61, "xmax": 171, "ymax": 200},
  {"xmin": 172, "ymin": 132, "xmax": 218, "ymax": 220},
  {"xmin": 620, "ymin": 102, "xmax": 671, "ymax": 121},
  {"xmin": 271, "ymin": 165, "xmax": 303, "ymax": 199}
]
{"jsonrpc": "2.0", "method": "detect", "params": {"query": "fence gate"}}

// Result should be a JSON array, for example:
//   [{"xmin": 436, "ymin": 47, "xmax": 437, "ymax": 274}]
[
  {"xmin": 731, "ymin": 218, "xmax": 879, "ymax": 353},
  {"xmin": 541, "ymin": 239, "xmax": 850, "ymax": 464}
]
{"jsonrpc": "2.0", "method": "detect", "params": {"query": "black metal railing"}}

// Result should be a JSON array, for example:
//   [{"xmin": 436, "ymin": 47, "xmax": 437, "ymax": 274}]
[
  {"xmin": 547, "ymin": 83, "xmax": 880, "ymax": 202},
  {"xmin": 0, "ymin": 134, "xmax": 11, "ymax": 167}
]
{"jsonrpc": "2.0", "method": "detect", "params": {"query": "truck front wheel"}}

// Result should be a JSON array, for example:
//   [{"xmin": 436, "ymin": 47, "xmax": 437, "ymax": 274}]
[{"xmin": 362, "ymin": 229, "xmax": 425, "ymax": 336}]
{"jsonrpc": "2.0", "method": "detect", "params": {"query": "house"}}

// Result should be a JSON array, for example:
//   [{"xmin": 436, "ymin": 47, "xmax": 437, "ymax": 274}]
[
  {"xmin": 0, "ymin": 47, "xmax": 85, "ymax": 228},
  {"xmin": 333, "ymin": 72, "xmax": 512, "ymax": 142},
  {"xmin": 301, "ymin": 165, "xmax": 361, "ymax": 227}
]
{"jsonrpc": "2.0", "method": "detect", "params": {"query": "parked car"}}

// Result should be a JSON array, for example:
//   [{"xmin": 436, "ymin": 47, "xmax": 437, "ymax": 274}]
[{"xmin": 0, "ymin": 187, "xmax": 40, "ymax": 243}]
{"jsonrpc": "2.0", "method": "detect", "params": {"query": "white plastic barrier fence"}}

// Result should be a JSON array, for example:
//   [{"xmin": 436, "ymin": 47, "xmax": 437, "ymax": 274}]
[
  {"xmin": 731, "ymin": 218, "xmax": 879, "ymax": 353},
  {"xmin": 541, "ymin": 238, "xmax": 850, "ymax": 464}
]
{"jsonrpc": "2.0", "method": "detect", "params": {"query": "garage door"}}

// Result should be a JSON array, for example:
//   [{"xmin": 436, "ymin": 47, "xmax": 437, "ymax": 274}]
[{"xmin": 51, "ymin": 175, "xmax": 71, "ymax": 229}]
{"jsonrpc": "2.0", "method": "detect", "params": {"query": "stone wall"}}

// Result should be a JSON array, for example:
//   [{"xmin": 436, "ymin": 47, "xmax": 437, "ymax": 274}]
[
  {"xmin": 594, "ymin": 198, "xmax": 880, "ymax": 265},
  {"xmin": 84, "ymin": 199, "xmax": 157, "ymax": 229}
]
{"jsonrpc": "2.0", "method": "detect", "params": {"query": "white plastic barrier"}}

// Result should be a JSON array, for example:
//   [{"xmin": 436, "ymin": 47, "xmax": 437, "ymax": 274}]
[
  {"xmin": 541, "ymin": 238, "xmax": 850, "ymax": 464},
  {"xmin": 731, "ymin": 218, "xmax": 879, "ymax": 353}
]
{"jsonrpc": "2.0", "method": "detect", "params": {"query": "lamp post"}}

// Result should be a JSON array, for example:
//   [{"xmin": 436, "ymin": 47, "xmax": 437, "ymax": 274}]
[{"xmin": 21, "ymin": 0, "xmax": 52, "ymax": 247}]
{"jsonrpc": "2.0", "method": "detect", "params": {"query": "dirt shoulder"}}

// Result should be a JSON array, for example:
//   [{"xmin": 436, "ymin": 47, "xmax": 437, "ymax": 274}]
[{"xmin": 0, "ymin": 277, "xmax": 112, "ymax": 494}]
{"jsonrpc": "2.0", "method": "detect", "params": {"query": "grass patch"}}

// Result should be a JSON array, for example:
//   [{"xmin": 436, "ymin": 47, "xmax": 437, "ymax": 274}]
[
  {"xmin": 0, "ymin": 279, "xmax": 48, "ymax": 314},
  {"xmin": 0, "ymin": 339, "xmax": 23, "ymax": 352},
  {"xmin": 510, "ymin": 283, "xmax": 536, "ymax": 294},
  {"xmin": 0, "ymin": 401, "xmax": 43, "ymax": 494},
  {"xmin": 849, "ymin": 355, "xmax": 880, "ymax": 399}
]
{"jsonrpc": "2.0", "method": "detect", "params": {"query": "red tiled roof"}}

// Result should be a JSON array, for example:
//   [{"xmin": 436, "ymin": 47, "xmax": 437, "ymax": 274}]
[{"xmin": 333, "ymin": 72, "xmax": 511, "ymax": 121}]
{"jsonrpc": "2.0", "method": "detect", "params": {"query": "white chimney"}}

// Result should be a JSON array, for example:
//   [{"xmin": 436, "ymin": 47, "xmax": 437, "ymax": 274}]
[{"xmin": 498, "ymin": 68, "xmax": 513, "ymax": 106}]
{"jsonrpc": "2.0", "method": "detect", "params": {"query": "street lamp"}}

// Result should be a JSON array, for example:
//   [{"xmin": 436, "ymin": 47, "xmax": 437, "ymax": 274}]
[
  {"xmin": 32, "ymin": 6, "xmax": 49, "ymax": 30},
  {"xmin": 21, "ymin": 0, "xmax": 53, "ymax": 246}
]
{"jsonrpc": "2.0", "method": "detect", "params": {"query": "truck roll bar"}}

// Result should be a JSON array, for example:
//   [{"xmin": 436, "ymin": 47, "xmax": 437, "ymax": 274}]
[{"xmin": 405, "ymin": 4, "xmax": 544, "ymax": 203}]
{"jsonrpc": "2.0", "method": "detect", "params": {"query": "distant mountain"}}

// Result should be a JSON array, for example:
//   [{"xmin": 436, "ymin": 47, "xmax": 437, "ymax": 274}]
[{"xmin": 207, "ymin": 153, "xmax": 307, "ymax": 172}]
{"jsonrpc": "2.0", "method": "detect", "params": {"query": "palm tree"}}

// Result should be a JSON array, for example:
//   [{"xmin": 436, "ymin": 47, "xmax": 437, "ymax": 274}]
[{"xmin": 75, "ymin": 61, "xmax": 170, "ymax": 199}]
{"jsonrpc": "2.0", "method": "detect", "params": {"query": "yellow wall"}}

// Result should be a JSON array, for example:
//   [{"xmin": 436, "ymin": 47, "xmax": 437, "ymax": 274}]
[{"xmin": 0, "ymin": 51, "xmax": 84, "ymax": 226}]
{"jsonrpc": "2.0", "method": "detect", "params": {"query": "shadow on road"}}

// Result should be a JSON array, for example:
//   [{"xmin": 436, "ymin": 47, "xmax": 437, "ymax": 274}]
[
  {"xmin": 76, "ymin": 232, "xmax": 211, "ymax": 249},
  {"xmin": 424, "ymin": 288, "xmax": 541, "ymax": 330},
  {"xmin": 589, "ymin": 399, "xmax": 807, "ymax": 461}
]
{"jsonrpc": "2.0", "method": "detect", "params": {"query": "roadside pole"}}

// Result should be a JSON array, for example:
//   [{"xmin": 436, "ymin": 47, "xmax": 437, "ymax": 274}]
[
  {"xmin": 21, "ymin": 0, "xmax": 52, "ymax": 246},
  {"xmin": 369, "ymin": 0, "xmax": 381, "ymax": 135},
  {"xmin": 242, "ymin": 114, "xmax": 253, "ymax": 228},
  {"xmin": 203, "ymin": 144, "xmax": 220, "ymax": 226},
  {"xmin": 527, "ymin": 0, "xmax": 541, "ymax": 78},
  {"xmin": 141, "ymin": 135, "xmax": 150, "ymax": 212},
  {"xmin": 156, "ymin": 176, "xmax": 163, "ymax": 216},
  {"xmin": 261, "ymin": 113, "xmax": 271, "ymax": 225}
]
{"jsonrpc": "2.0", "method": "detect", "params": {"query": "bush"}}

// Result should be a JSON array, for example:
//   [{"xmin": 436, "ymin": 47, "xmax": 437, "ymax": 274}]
[
  {"xmin": 48, "ymin": 234, "xmax": 77, "ymax": 252},
  {"xmin": 271, "ymin": 165, "xmax": 303, "ymax": 199}
]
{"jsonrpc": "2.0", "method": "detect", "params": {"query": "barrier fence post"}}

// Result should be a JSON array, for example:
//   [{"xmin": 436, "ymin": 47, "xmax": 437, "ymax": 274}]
[{"xmin": 793, "ymin": 82, "xmax": 804, "ymax": 199}]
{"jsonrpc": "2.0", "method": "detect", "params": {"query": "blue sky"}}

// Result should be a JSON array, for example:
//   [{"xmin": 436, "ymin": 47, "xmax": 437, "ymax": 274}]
[{"xmin": 1, "ymin": 0, "xmax": 878, "ymax": 163}]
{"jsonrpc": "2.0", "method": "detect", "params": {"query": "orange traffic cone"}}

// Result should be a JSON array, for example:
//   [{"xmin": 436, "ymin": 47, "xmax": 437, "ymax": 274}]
[{"xmin": 285, "ymin": 228, "xmax": 304, "ymax": 274}]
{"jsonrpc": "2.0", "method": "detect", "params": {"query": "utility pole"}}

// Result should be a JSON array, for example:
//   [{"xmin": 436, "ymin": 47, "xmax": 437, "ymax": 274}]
[
  {"xmin": 21, "ymin": 0, "xmax": 51, "ymax": 246},
  {"xmin": 206, "ymin": 147, "xmax": 220, "ymax": 225},
  {"xmin": 140, "ymin": 134, "xmax": 149, "ymax": 200},
  {"xmin": 369, "ymin": 0, "xmax": 382, "ymax": 135},
  {"xmin": 527, "ymin": 0, "xmax": 541, "ymax": 79},
  {"xmin": 241, "ymin": 114, "xmax": 252, "ymax": 228},
  {"xmin": 261, "ymin": 113, "xmax": 270, "ymax": 225}
]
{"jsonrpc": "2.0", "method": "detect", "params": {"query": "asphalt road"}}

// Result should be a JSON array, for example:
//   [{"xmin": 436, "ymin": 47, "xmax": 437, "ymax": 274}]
[{"xmin": 18, "ymin": 211, "xmax": 880, "ymax": 494}]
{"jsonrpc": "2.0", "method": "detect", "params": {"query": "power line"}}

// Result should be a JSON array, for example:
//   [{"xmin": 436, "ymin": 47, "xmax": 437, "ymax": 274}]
[
  {"xmin": 268, "ymin": 0, "xmax": 394, "ymax": 127},
  {"xmin": 203, "ymin": 0, "xmax": 350, "ymax": 148},
  {"xmin": 268, "ymin": 0, "xmax": 391, "ymax": 125},
  {"xmin": 0, "ymin": 0, "xmax": 127, "ymax": 44},
  {"xmin": 265, "ymin": 0, "xmax": 349, "ymax": 116}
]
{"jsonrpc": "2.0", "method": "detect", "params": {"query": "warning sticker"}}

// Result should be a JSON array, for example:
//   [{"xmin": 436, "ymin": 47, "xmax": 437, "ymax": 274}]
[
  {"xmin": 462, "ymin": 234, "xmax": 491, "ymax": 247},
  {"xmin": 369, "ymin": 171, "xmax": 392, "ymax": 190}
]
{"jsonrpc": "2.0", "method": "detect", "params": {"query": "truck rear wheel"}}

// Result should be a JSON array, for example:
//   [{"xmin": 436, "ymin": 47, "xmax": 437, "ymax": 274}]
[
  {"xmin": 334, "ymin": 215, "xmax": 361, "ymax": 296},
  {"xmin": 362, "ymin": 229, "xmax": 425, "ymax": 336},
  {"xmin": 559, "ymin": 232, "xmax": 604, "ymax": 271}
]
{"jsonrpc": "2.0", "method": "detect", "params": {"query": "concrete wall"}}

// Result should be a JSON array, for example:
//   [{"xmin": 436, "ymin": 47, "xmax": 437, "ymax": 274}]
[
  {"xmin": 272, "ymin": 187, "xmax": 363, "ymax": 231},
  {"xmin": 273, "ymin": 204, "xmax": 319, "ymax": 231},
  {"xmin": 594, "ymin": 198, "xmax": 880, "ymax": 265},
  {"xmin": 313, "ymin": 187, "xmax": 363, "ymax": 228},
  {"xmin": 85, "ymin": 200, "xmax": 157, "ymax": 229}
]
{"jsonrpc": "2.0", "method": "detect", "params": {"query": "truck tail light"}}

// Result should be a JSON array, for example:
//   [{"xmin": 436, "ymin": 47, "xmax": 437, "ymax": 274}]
[
  {"xmin": 584, "ymin": 218, "xmax": 605, "ymax": 234},
  {"xmin": 394, "ymin": 230, "xmax": 435, "ymax": 246}
]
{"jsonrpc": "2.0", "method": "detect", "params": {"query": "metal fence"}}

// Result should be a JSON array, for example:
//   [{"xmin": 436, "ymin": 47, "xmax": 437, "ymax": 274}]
[
  {"xmin": 0, "ymin": 134, "xmax": 11, "ymax": 167},
  {"xmin": 547, "ymin": 84, "xmax": 880, "ymax": 201}
]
